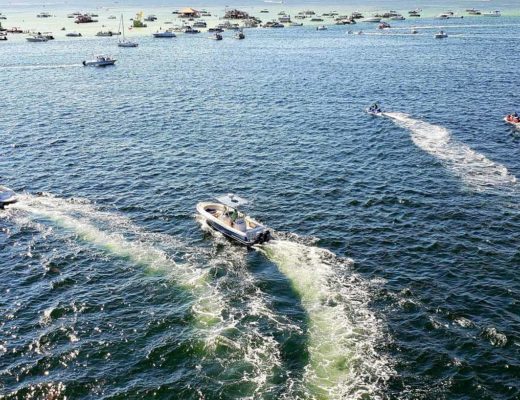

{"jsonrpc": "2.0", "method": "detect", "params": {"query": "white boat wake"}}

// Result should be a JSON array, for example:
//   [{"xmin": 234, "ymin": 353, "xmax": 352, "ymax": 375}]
[
  {"xmin": 4, "ymin": 194, "xmax": 283, "ymax": 396},
  {"xmin": 384, "ymin": 112, "xmax": 517, "ymax": 190},
  {"xmin": 258, "ymin": 239, "xmax": 393, "ymax": 399}
]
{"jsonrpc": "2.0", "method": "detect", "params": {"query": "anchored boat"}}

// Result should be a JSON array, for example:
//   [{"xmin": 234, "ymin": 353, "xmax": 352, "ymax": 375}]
[
  {"xmin": 197, "ymin": 194, "xmax": 271, "ymax": 246},
  {"xmin": 0, "ymin": 186, "xmax": 17, "ymax": 209}
]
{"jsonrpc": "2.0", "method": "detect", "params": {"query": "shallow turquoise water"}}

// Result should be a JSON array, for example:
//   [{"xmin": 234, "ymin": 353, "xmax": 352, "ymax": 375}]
[{"xmin": 1, "ymin": 12, "xmax": 520, "ymax": 400}]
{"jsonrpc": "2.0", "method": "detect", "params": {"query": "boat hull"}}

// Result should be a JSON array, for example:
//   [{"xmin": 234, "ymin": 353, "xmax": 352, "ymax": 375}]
[
  {"xmin": 83, "ymin": 60, "xmax": 116, "ymax": 66},
  {"xmin": 0, "ymin": 187, "xmax": 17, "ymax": 209}
]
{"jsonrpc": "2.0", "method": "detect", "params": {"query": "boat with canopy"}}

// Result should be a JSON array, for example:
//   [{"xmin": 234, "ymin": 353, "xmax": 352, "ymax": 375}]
[{"xmin": 197, "ymin": 194, "xmax": 271, "ymax": 246}]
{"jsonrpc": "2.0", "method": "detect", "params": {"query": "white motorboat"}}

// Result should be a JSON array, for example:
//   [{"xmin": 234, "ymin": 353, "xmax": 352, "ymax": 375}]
[
  {"xmin": 96, "ymin": 31, "xmax": 118, "ymax": 37},
  {"xmin": 65, "ymin": 31, "xmax": 82, "ymax": 37},
  {"xmin": 466, "ymin": 9, "xmax": 481, "ymax": 15},
  {"xmin": 37, "ymin": 12, "xmax": 52, "ymax": 18},
  {"xmin": 197, "ymin": 194, "xmax": 271, "ymax": 246},
  {"xmin": 26, "ymin": 34, "xmax": 48, "ymax": 42},
  {"xmin": 153, "ymin": 30, "xmax": 176, "ymax": 38},
  {"xmin": 435, "ymin": 30, "xmax": 448, "ymax": 39},
  {"xmin": 364, "ymin": 17, "xmax": 381, "ymax": 23},
  {"xmin": 210, "ymin": 32, "xmax": 223, "ymax": 40},
  {"xmin": 118, "ymin": 14, "xmax": 138, "ymax": 47},
  {"xmin": 82, "ymin": 55, "xmax": 116, "ymax": 66},
  {"xmin": 316, "ymin": 25, "xmax": 327, "ymax": 30},
  {"xmin": 437, "ymin": 12, "xmax": 463, "ymax": 19},
  {"xmin": 483, "ymin": 10, "xmax": 501, "ymax": 17},
  {"xmin": 234, "ymin": 30, "xmax": 245, "ymax": 39},
  {"xmin": 390, "ymin": 15, "xmax": 405, "ymax": 20},
  {"xmin": 0, "ymin": 186, "xmax": 17, "ymax": 209}
]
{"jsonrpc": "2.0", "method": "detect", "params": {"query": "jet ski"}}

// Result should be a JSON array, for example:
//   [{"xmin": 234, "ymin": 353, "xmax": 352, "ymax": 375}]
[
  {"xmin": 0, "ymin": 186, "xmax": 17, "ymax": 209},
  {"xmin": 366, "ymin": 104, "xmax": 383, "ymax": 115}
]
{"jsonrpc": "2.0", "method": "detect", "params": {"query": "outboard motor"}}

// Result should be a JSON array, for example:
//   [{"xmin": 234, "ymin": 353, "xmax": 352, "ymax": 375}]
[{"xmin": 255, "ymin": 230, "xmax": 271, "ymax": 244}]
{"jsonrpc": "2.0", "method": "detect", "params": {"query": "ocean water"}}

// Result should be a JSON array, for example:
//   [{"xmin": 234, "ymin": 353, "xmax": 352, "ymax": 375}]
[{"xmin": 1, "ymin": 9, "xmax": 520, "ymax": 400}]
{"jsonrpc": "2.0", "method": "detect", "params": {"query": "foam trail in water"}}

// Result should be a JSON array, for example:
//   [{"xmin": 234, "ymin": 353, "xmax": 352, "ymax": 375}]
[
  {"xmin": 7, "ymin": 194, "xmax": 283, "ymax": 396},
  {"xmin": 258, "ymin": 240, "xmax": 392, "ymax": 399},
  {"xmin": 0, "ymin": 64, "xmax": 82, "ymax": 71},
  {"xmin": 194, "ymin": 217, "xmax": 286, "ymax": 394},
  {"xmin": 9, "ymin": 194, "xmax": 222, "ymax": 328},
  {"xmin": 385, "ymin": 112, "xmax": 517, "ymax": 190}
]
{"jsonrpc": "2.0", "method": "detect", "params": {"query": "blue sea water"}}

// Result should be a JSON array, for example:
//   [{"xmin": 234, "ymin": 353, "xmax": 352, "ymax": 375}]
[{"xmin": 1, "ymin": 12, "xmax": 520, "ymax": 400}]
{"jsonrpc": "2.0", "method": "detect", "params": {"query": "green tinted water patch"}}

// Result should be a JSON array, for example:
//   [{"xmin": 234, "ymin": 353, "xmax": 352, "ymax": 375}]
[
  {"xmin": 259, "ymin": 240, "xmax": 394, "ymax": 399},
  {"xmin": 10, "ymin": 194, "xmax": 284, "ymax": 398},
  {"xmin": 11, "ymin": 195, "xmax": 223, "ymax": 330}
]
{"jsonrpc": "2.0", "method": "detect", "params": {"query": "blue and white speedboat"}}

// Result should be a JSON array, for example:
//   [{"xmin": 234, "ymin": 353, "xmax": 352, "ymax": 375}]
[
  {"xmin": 0, "ymin": 186, "xmax": 17, "ymax": 209},
  {"xmin": 197, "ymin": 194, "xmax": 271, "ymax": 246}
]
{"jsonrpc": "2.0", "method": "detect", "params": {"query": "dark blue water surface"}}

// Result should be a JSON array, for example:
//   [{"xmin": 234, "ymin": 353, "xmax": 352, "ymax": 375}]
[{"xmin": 1, "ymin": 15, "xmax": 520, "ymax": 400}]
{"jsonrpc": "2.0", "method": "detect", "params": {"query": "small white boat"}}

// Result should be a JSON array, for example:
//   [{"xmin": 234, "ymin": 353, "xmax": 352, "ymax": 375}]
[
  {"xmin": 37, "ymin": 12, "xmax": 52, "ymax": 18},
  {"xmin": 390, "ymin": 15, "xmax": 405, "ymax": 20},
  {"xmin": 82, "ymin": 55, "xmax": 116, "ymax": 67},
  {"xmin": 153, "ymin": 30, "xmax": 176, "ymax": 38},
  {"xmin": 118, "ymin": 14, "xmax": 138, "ymax": 47},
  {"xmin": 26, "ymin": 34, "xmax": 48, "ymax": 42},
  {"xmin": 0, "ymin": 186, "xmax": 17, "ymax": 209},
  {"xmin": 234, "ymin": 30, "xmax": 245, "ymax": 39},
  {"xmin": 210, "ymin": 32, "xmax": 223, "ymax": 40},
  {"xmin": 364, "ymin": 17, "xmax": 381, "ymax": 23},
  {"xmin": 483, "ymin": 10, "xmax": 501, "ymax": 17},
  {"xmin": 291, "ymin": 22, "xmax": 303, "ymax": 26},
  {"xmin": 197, "ymin": 194, "xmax": 271, "ymax": 246},
  {"xmin": 96, "ymin": 31, "xmax": 118, "ymax": 37},
  {"xmin": 435, "ymin": 30, "xmax": 448, "ymax": 39},
  {"xmin": 65, "ymin": 31, "xmax": 82, "ymax": 37},
  {"xmin": 316, "ymin": 25, "xmax": 327, "ymax": 30}
]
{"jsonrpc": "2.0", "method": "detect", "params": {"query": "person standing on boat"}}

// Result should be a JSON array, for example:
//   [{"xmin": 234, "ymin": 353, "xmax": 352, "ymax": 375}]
[{"xmin": 230, "ymin": 208, "xmax": 239, "ymax": 222}]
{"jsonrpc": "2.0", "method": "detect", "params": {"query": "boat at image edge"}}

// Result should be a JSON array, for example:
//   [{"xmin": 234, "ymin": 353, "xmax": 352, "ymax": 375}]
[{"xmin": 0, "ymin": 186, "xmax": 17, "ymax": 209}]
